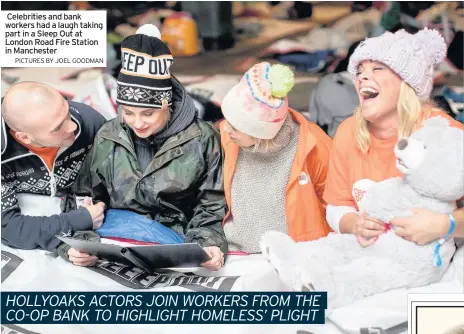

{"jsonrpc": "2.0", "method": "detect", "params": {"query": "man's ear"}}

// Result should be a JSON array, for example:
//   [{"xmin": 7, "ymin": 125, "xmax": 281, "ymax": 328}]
[{"xmin": 14, "ymin": 131, "xmax": 32, "ymax": 145}]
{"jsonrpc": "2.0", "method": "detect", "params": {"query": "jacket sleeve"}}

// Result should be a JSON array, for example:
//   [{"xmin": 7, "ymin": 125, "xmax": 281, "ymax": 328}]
[
  {"xmin": 184, "ymin": 127, "xmax": 228, "ymax": 256},
  {"xmin": 307, "ymin": 124, "xmax": 332, "ymax": 205},
  {"xmin": 323, "ymin": 122, "xmax": 357, "ymax": 207},
  {"xmin": 71, "ymin": 134, "xmax": 111, "ymax": 207},
  {"xmin": 1, "ymin": 164, "xmax": 93, "ymax": 251}
]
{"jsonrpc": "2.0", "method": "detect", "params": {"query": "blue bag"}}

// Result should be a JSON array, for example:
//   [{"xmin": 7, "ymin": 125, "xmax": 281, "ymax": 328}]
[{"xmin": 96, "ymin": 209, "xmax": 184, "ymax": 244}]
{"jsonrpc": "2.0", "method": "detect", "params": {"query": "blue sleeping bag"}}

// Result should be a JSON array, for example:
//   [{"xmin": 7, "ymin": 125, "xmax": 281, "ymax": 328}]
[{"xmin": 96, "ymin": 209, "xmax": 184, "ymax": 244}]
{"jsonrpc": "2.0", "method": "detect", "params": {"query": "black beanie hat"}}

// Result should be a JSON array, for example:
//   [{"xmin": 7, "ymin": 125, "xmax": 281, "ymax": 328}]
[{"xmin": 117, "ymin": 24, "xmax": 174, "ymax": 108}]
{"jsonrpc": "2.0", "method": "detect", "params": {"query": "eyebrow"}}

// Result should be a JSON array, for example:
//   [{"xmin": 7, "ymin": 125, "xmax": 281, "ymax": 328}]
[
  {"xmin": 358, "ymin": 62, "xmax": 385, "ymax": 72},
  {"xmin": 122, "ymin": 107, "xmax": 155, "ymax": 113}
]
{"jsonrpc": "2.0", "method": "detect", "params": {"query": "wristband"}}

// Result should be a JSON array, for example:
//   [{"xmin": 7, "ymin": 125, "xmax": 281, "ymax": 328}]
[{"xmin": 433, "ymin": 213, "xmax": 456, "ymax": 267}]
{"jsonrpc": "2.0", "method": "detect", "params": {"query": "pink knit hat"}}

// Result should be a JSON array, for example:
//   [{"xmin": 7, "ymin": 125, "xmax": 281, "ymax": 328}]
[
  {"xmin": 348, "ymin": 28, "xmax": 447, "ymax": 101},
  {"xmin": 221, "ymin": 62, "xmax": 294, "ymax": 140}
]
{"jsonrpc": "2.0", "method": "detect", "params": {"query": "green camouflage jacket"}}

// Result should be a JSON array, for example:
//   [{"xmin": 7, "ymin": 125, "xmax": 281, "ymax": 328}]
[{"xmin": 73, "ymin": 117, "xmax": 228, "ymax": 255}]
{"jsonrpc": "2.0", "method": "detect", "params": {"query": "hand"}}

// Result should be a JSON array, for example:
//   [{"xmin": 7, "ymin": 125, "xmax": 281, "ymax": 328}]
[
  {"xmin": 352, "ymin": 212, "xmax": 387, "ymax": 247},
  {"xmin": 84, "ymin": 202, "xmax": 106, "ymax": 230},
  {"xmin": 68, "ymin": 248, "xmax": 98, "ymax": 267},
  {"xmin": 390, "ymin": 208, "xmax": 449, "ymax": 245},
  {"xmin": 201, "ymin": 246, "xmax": 224, "ymax": 271}
]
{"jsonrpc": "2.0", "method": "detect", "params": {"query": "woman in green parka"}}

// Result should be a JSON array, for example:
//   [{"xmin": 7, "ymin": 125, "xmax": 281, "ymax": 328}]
[{"xmin": 63, "ymin": 25, "xmax": 227, "ymax": 271}]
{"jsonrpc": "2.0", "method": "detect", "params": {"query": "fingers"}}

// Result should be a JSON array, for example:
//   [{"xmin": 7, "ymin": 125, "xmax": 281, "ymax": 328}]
[
  {"xmin": 363, "ymin": 213, "xmax": 386, "ymax": 226},
  {"xmin": 394, "ymin": 226, "xmax": 410, "ymax": 238},
  {"xmin": 94, "ymin": 202, "xmax": 106, "ymax": 216},
  {"xmin": 89, "ymin": 202, "xmax": 106, "ymax": 229},
  {"xmin": 201, "ymin": 247, "xmax": 224, "ymax": 271},
  {"xmin": 67, "ymin": 248, "xmax": 98, "ymax": 267},
  {"xmin": 390, "ymin": 217, "xmax": 407, "ymax": 228},
  {"xmin": 68, "ymin": 248, "xmax": 87, "ymax": 258},
  {"xmin": 96, "ymin": 202, "xmax": 106, "ymax": 210},
  {"xmin": 71, "ymin": 256, "xmax": 97, "ymax": 267},
  {"xmin": 360, "ymin": 228, "xmax": 384, "ymax": 238},
  {"xmin": 92, "ymin": 214, "xmax": 105, "ymax": 230},
  {"xmin": 201, "ymin": 259, "xmax": 221, "ymax": 271},
  {"xmin": 95, "ymin": 211, "xmax": 105, "ymax": 222},
  {"xmin": 354, "ymin": 215, "xmax": 386, "ymax": 239},
  {"xmin": 201, "ymin": 260, "xmax": 223, "ymax": 271},
  {"xmin": 363, "ymin": 220, "xmax": 386, "ymax": 231},
  {"xmin": 393, "ymin": 226, "xmax": 425, "ymax": 244},
  {"xmin": 203, "ymin": 247, "xmax": 213, "ymax": 259},
  {"xmin": 201, "ymin": 248, "xmax": 216, "ymax": 267},
  {"xmin": 203, "ymin": 253, "xmax": 222, "ymax": 268},
  {"xmin": 356, "ymin": 235, "xmax": 378, "ymax": 248}
]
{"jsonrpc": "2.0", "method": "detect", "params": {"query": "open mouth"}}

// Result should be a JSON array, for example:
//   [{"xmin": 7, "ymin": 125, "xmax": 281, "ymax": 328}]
[{"xmin": 360, "ymin": 87, "xmax": 379, "ymax": 102}]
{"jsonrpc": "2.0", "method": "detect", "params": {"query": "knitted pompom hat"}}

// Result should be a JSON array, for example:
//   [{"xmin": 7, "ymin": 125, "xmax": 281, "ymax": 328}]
[
  {"xmin": 221, "ymin": 62, "xmax": 295, "ymax": 140},
  {"xmin": 117, "ymin": 24, "xmax": 174, "ymax": 108},
  {"xmin": 348, "ymin": 28, "xmax": 447, "ymax": 101}
]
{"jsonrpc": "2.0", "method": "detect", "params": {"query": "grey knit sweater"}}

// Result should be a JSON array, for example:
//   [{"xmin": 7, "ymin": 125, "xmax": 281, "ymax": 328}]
[{"xmin": 224, "ymin": 116, "xmax": 299, "ymax": 253}]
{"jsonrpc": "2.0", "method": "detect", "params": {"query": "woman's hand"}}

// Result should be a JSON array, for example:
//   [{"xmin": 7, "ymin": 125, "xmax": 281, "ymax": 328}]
[
  {"xmin": 201, "ymin": 246, "xmax": 225, "ymax": 271},
  {"xmin": 68, "ymin": 248, "xmax": 98, "ymax": 267},
  {"xmin": 390, "ymin": 208, "xmax": 449, "ymax": 245},
  {"xmin": 352, "ymin": 212, "xmax": 387, "ymax": 247}
]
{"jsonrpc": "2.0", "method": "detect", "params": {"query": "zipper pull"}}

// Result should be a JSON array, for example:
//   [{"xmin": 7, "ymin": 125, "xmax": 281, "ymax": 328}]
[{"xmin": 50, "ymin": 173, "xmax": 57, "ymax": 197}]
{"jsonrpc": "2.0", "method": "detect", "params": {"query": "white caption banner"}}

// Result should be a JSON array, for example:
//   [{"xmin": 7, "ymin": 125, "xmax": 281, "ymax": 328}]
[{"xmin": 0, "ymin": 11, "xmax": 107, "ymax": 68}]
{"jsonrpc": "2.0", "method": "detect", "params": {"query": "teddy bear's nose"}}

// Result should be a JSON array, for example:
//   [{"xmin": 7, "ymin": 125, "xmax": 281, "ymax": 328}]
[{"xmin": 397, "ymin": 138, "xmax": 409, "ymax": 150}]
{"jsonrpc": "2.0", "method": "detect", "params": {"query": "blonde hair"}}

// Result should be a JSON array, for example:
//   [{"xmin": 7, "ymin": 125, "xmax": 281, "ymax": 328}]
[
  {"xmin": 253, "ymin": 137, "xmax": 284, "ymax": 153},
  {"xmin": 224, "ymin": 117, "xmax": 293, "ymax": 153},
  {"xmin": 355, "ymin": 81, "xmax": 434, "ymax": 153},
  {"xmin": 252, "ymin": 115, "xmax": 295, "ymax": 153}
]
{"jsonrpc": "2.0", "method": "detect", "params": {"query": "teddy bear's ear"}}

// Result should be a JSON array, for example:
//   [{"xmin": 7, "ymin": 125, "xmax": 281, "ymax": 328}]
[{"xmin": 423, "ymin": 116, "xmax": 450, "ymax": 128}]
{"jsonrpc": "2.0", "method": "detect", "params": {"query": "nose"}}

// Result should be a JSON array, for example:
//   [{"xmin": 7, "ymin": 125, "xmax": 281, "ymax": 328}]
[
  {"xmin": 358, "ymin": 68, "xmax": 373, "ymax": 81},
  {"xmin": 134, "ymin": 116, "xmax": 144, "ymax": 128},
  {"xmin": 359, "ymin": 72, "xmax": 370, "ymax": 81},
  {"xmin": 397, "ymin": 138, "xmax": 408, "ymax": 150}
]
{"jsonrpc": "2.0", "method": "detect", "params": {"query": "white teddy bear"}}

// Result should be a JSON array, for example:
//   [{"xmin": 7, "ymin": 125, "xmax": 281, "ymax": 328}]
[{"xmin": 261, "ymin": 116, "xmax": 463, "ymax": 311}]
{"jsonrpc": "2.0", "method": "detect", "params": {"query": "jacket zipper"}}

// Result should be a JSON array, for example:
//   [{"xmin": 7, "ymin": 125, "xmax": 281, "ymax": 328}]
[
  {"xmin": 22, "ymin": 145, "xmax": 69, "ymax": 197},
  {"xmin": 44, "ymin": 112, "xmax": 83, "ymax": 197},
  {"xmin": 143, "ymin": 131, "xmax": 201, "ymax": 179},
  {"xmin": 102, "ymin": 130, "xmax": 201, "ymax": 178},
  {"xmin": 102, "ymin": 130, "xmax": 200, "ymax": 221}
]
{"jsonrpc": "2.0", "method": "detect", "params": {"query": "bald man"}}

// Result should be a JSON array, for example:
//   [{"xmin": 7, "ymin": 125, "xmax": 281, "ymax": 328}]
[{"xmin": 1, "ymin": 81, "xmax": 106, "ymax": 252}]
